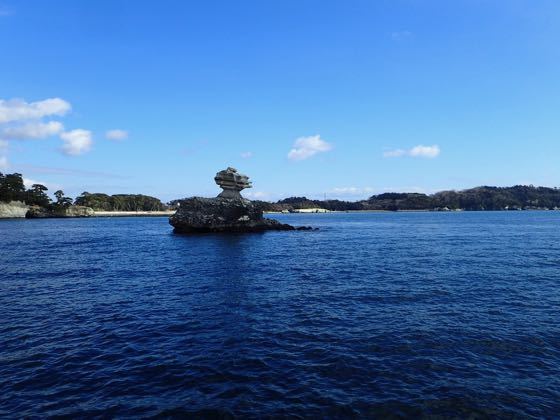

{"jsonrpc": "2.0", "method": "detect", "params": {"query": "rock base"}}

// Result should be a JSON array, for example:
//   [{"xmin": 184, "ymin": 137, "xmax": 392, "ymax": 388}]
[
  {"xmin": 169, "ymin": 197, "xmax": 314, "ymax": 234},
  {"xmin": 26, "ymin": 205, "xmax": 94, "ymax": 218}
]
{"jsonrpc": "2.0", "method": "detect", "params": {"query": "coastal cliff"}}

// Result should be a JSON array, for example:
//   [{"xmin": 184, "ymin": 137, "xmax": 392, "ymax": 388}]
[{"xmin": 0, "ymin": 201, "xmax": 29, "ymax": 218}]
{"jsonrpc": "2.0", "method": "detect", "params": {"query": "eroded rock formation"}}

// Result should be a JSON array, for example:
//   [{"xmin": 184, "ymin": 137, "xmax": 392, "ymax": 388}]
[
  {"xmin": 214, "ymin": 167, "xmax": 252, "ymax": 199},
  {"xmin": 169, "ymin": 168, "xmax": 314, "ymax": 233}
]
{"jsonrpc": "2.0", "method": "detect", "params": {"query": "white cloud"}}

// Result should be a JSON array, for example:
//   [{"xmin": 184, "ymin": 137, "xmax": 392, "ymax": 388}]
[
  {"xmin": 105, "ymin": 129, "xmax": 128, "ymax": 141},
  {"xmin": 0, "ymin": 98, "xmax": 71, "ymax": 124},
  {"xmin": 409, "ymin": 145, "xmax": 440, "ymax": 158},
  {"xmin": 0, "ymin": 155, "xmax": 8, "ymax": 170},
  {"xmin": 383, "ymin": 149, "xmax": 407, "ymax": 158},
  {"xmin": 0, "ymin": 97, "xmax": 97, "ymax": 157},
  {"xmin": 240, "ymin": 151, "xmax": 253, "ymax": 159},
  {"xmin": 1, "ymin": 121, "xmax": 64, "ymax": 140},
  {"xmin": 330, "ymin": 186, "xmax": 375, "ymax": 196},
  {"xmin": 60, "ymin": 129, "xmax": 93, "ymax": 156},
  {"xmin": 23, "ymin": 177, "xmax": 45, "ymax": 189},
  {"xmin": 383, "ymin": 144, "xmax": 440, "ymax": 159},
  {"xmin": 22, "ymin": 177, "xmax": 60, "ymax": 191},
  {"xmin": 244, "ymin": 191, "xmax": 269, "ymax": 200},
  {"xmin": 288, "ymin": 135, "xmax": 332, "ymax": 161}
]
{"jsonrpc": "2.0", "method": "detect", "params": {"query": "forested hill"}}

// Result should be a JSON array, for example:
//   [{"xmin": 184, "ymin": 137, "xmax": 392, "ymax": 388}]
[
  {"xmin": 256, "ymin": 186, "xmax": 560, "ymax": 212},
  {"xmin": 74, "ymin": 192, "xmax": 166, "ymax": 211},
  {"xmin": 0, "ymin": 172, "xmax": 166, "ymax": 211}
]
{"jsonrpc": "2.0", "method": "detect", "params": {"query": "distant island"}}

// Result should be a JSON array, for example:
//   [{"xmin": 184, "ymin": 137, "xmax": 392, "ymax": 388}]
[{"xmin": 2, "ymin": 171, "xmax": 560, "ymax": 219}]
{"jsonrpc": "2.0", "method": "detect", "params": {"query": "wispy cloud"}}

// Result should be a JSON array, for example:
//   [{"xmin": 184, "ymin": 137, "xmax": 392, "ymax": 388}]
[
  {"xmin": 391, "ymin": 30, "xmax": 412, "ymax": 41},
  {"xmin": 330, "ymin": 186, "xmax": 375, "ymax": 196},
  {"xmin": 240, "ymin": 151, "xmax": 253, "ymax": 159},
  {"xmin": 23, "ymin": 177, "xmax": 47, "ymax": 189},
  {"xmin": 60, "ymin": 129, "xmax": 93, "ymax": 156},
  {"xmin": 180, "ymin": 139, "xmax": 208, "ymax": 156},
  {"xmin": 0, "ymin": 6, "xmax": 14, "ymax": 17},
  {"xmin": 288, "ymin": 135, "xmax": 332, "ymax": 161},
  {"xmin": 105, "ymin": 129, "xmax": 128, "ymax": 141},
  {"xmin": 17, "ymin": 164, "xmax": 129, "ymax": 178},
  {"xmin": 382, "ymin": 186, "xmax": 430, "ymax": 194},
  {"xmin": 244, "ymin": 190, "xmax": 270, "ymax": 200},
  {"xmin": 383, "ymin": 144, "xmax": 440, "ymax": 159},
  {"xmin": 1, "ymin": 121, "xmax": 64, "ymax": 140},
  {"xmin": 0, "ymin": 155, "xmax": 8, "ymax": 170}
]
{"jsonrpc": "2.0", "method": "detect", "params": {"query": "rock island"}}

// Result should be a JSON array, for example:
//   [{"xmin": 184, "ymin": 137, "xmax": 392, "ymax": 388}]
[{"xmin": 169, "ymin": 167, "xmax": 314, "ymax": 233}]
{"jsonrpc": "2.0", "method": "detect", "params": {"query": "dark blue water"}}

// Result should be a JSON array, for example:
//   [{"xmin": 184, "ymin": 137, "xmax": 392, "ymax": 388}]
[{"xmin": 1, "ymin": 212, "xmax": 559, "ymax": 417}]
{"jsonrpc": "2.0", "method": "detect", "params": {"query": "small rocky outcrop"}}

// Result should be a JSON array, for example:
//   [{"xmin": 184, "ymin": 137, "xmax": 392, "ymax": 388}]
[
  {"xmin": 26, "ymin": 205, "xmax": 94, "ymax": 218},
  {"xmin": 169, "ymin": 168, "xmax": 314, "ymax": 234},
  {"xmin": 65, "ymin": 206, "xmax": 95, "ymax": 217}
]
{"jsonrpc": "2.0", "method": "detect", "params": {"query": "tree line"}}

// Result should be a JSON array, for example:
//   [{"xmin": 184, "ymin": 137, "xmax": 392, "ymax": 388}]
[
  {"xmin": 74, "ymin": 192, "xmax": 166, "ymax": 211},
  {"xmin": 254, "ymin": 186, "xmax": 560, "ymax": 212},
  {"xmin": 4, "ymin": 171, "xmax": 560, "ymax": 212},
  {"xmin": 0, "ymin": 172, "xmax": 73, "ymax": 211},
  {"xmin": 1, "ymin": 172, "xmax": 166, "ymax": 211}
]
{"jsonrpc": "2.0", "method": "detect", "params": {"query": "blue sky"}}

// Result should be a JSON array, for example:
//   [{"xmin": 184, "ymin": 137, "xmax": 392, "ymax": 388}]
[{"xmin": 1, "ymin": 0, "xmax": 559, "ymax": 202}]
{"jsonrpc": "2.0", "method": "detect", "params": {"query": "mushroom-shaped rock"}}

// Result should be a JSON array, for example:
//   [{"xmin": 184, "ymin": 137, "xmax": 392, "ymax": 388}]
[
  {"xmin": 214, "ymin": 167, "xmax": 252, "ymax": 199},
  {"xmin": 169, "ymin": 167, "xmax": 315, "ymax": 234}
]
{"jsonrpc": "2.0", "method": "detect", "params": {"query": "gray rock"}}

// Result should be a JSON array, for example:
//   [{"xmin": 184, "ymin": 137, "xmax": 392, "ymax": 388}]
[
  {"xmin": 170, "ymin": 168, "xmax": 315, "ymax": 234},
  {"xmin": 25, "ymin": 206, "xmax": 53, "ymax": 218},
  {"xmin": 25, "ymin": 205, "xmax": 94, "ymax": 218},
  {"xmin": 0, "ymin": 201, "xmax": 29, "ymax": 218},
  {"xmin": 65, "ymin": 206, "xmax": 95, "ymax": 217},
  {"xmin": 214, "ymin": 167, "xmax": 252, "ymax": 200},
  {"xmin": 169, "ymin": 197, "xmax": 298, "ymax": 233}
]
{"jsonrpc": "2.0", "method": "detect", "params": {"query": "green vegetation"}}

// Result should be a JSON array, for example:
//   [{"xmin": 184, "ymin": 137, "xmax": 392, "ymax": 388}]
[
  {"xmin": 0, "ymin": 172, "xmax": 54, "ymax": 207},
  {"xmin": 1, "ymin": 172, "xmax": 166, "ymax": 212},
  {"xmin": 3, "ymin": 171, "xmax": 560, "ymax": 213},
  {"xmin": 53, "ymin": 190, "xmax": 73, "ymax": 211},
  {"xmin": 256, "ymin": 185, "xmax": 560, "ymax": 212},
  {"xmin": 74, "ymin": 192, "xmax": 166, "ymax": 211}
]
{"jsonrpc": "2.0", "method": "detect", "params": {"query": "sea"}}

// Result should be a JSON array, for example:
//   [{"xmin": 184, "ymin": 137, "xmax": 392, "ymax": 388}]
[{"xmin": 1, "ymin": 211, "xmax": 559, "ymax": 418}]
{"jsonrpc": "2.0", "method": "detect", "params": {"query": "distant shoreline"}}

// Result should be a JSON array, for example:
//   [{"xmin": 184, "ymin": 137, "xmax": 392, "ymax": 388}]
[
  {"xmin": 92, "ymin": 210, "xmax": 175, "ymax": 217},
  {"xmin": 264, "ymin": 208, "xmax": 560, "ymax": 214}
]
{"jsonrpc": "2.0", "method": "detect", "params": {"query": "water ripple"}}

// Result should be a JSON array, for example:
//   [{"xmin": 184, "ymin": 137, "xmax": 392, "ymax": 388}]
[{"xmin": 1, "ymin": 212, "xmax": 560, "ymax": 417}]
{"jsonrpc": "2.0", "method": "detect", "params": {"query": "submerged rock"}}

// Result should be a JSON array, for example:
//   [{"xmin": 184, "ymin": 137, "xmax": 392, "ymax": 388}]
[{"xmin": 169, "ymin": 168, "xmax": 315, "ymax": 234}]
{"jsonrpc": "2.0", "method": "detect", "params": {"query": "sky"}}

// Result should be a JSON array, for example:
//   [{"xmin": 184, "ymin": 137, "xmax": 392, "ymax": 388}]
[{"xmin": 1, "ymin": 0, "xmax": 560, "ymax": 202}]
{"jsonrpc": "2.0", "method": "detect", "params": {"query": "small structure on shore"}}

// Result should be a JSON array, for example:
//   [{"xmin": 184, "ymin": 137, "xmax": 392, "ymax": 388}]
[{"xmin": 169, "ymin": 167, "xmax": 314, "ymax": 233}]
